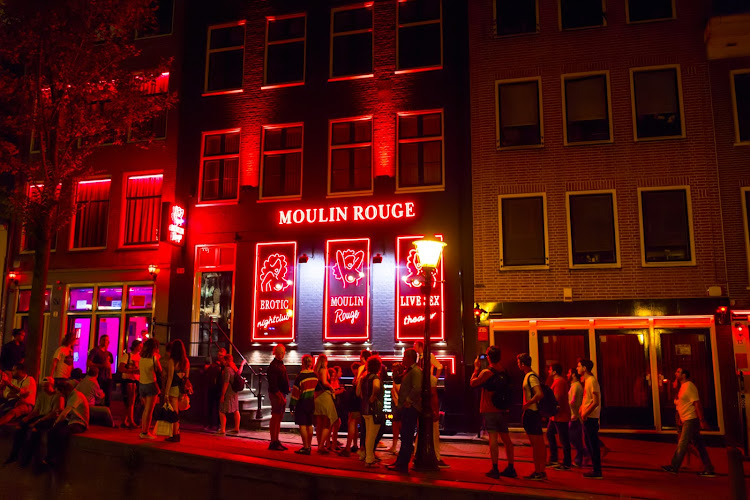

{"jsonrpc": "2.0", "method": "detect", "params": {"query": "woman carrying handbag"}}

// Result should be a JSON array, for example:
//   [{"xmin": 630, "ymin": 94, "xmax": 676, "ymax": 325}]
[
  {"xmin": 138, "ymin": 338, "xmax": 161, "ymax": 439},
  {"xmin": 162, "ymin": 340, "xmax": 189, "ymax": 443}
]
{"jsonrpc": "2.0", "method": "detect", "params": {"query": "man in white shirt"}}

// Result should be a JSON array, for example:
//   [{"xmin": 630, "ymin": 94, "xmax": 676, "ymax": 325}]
[
  {"xmin": 662, "ymin": 369, "xmax": 715, "ymax": 477},
  {"xmin": 414, "ymin": 341, "xmax": 443, "ymax": 378},
  {"xmin": 0, "ymin": 363, "xmax": 36, "ymax": 425},
  {"xmin": 517, "ymin": 353, "xmax": 546, "ymax": 481},
  {"xmin": 567, "ymin": 369, "xmax": 589, "ymax": 467},
  {"xmin": 577, "ymin": 359, "xmax": 602, "ymax": 479}
]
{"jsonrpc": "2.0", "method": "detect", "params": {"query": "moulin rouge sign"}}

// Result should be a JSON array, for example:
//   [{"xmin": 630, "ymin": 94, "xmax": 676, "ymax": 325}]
[
  {"xmin": 279, "ymin": 202, "xmax": 416, "ymax": 225},
  {"xmin": 252, "ymin": 242, "xmax": 297, "ymax": 342},
  {"xmin": 325, "ymin": 238, "xmax": 370, "ymax": 341}
]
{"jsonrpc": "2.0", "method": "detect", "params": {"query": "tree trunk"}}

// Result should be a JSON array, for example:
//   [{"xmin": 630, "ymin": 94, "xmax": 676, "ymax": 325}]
[{"xmin": 26, "ymin": 228, "xmax": 51, "ymax": 380}]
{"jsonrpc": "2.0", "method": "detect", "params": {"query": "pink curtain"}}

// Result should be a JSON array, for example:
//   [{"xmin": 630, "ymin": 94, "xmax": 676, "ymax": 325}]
[{"xmin": 73, "ymin": 181, "xmax": 111, "ymax": 248}]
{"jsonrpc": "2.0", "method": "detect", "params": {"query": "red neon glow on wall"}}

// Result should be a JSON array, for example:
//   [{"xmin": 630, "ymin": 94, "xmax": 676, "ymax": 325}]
[
  {"xmin": 324, "ymin": 238, "xmax": 370, "ymax": 341},
  {"xmin": 396, "ymin": 235, "xmax": 445, "ymax": 341},
  {"xmin": 278, "ymin": 202, "xmax": 416, "ymax": 225},
  {"xmin": 326, "ymin": 355, "xmax": 456, "ymax": 375},
  {"xmin": 167, "ymin": 205, "xmax": 186, "ymax": 245},
  {"xmin": 252, "ymin": 242, "xmax": 297, "ymax": 342}
]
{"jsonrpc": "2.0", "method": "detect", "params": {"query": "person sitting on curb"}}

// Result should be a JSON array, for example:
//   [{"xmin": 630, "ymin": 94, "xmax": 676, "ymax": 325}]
[
  {"xmin": 44, "ymin": 380, "xmax": 89, "ymax": 467},
  {"xmin": 0, "ymin": 363, "xmax": 36, "ymax": 426}
]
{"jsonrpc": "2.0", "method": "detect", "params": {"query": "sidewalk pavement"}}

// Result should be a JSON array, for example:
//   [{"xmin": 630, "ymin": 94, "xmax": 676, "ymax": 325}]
[{"xmin": 78, "ymin": 425, "xmax": 750, "ymax": 500}]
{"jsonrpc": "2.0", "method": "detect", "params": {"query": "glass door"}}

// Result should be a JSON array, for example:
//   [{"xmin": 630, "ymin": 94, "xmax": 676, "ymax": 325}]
[
  {"xmin": 538, "ymin": 330, "xmax": 589, "ymax": 385},
  {"xmin": 68, "ymin": 316, "xmax": 92, "ymax": 372},
  {"xmin": 125, "ymin": 314, "xmax": 151, "ymax": 351},
  {"xmin": 96, "ymin": 316, "xmax": 121, "ymax": 369},
  {"xmin": 199, "ymin": 271, "xmax": 234, "ymax": 349}
]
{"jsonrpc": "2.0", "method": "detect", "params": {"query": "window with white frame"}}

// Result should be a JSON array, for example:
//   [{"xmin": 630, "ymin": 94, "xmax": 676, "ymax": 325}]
[
  {"xmin": 205, "ymin": 22, "xmax": 245, "ymax": 94},
  {"xmin": 72, "ymin": 179, "xmax": 111, "ymax": 249},
  {"xmin": 560, "ymin": 0, "xmax": 605, "ymax": 30},
  {"xmin": 329, "ymin": 118, "xmax": 372, "ymax": 195},
  {"xmin": 397, "ymin": 0, "xmax": 442, "ymax": 72},
  {"xmin": 563, "ymin": 72, "xmax": 611, "ymax": 144},
  {"xmin": 627, "ymin": 0, "xmax": 674, "ymax": 23},
  {"xmin": 639, "ymin": 187, "xmax": 694, "ymax": 265},
  {"xmin": 499, "ymin": 194, "xmax": 548, "ymax": 268},
  {"xmin": 200, "ymin": 131, "xmax": 240, "ymax": 202},
  {"xmin": 496, "ymin": 78, "xmax": 542, "ymax": 148},
  {"xmin": 331, "ymin": 5, "xmax": 373, "ymax": 79},
  {"xmin": 265, "ymin": 15, "xmax": 306, "ymax": 86},
  {"xmin": 261, "ymin": 124, "xmax": 303, "ymax": 199},
  {"xmin": 494, "ymin": 0, "xmax": 538, "ymax": 36},
  {"xmin": 631, "ymin": 66, "xmax": 684, "ymax": 139},
  {"xmin": 123, "ymin": 174, "xmax": 163, "ymax": 245},
  {"xmin": 567, "ymin": 191, "xmax": 619, "ymax": 266},
  {"xmin": 397, "ymin": 111, "xmax": 443, "ymax": 190},
  {"xmin": 731, "ymin": 70, "xmax": 750, "ymax": 144}
]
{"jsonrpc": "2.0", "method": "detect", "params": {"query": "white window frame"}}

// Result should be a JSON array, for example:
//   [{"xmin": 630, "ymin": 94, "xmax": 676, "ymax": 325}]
[
  {"xmin": 263, "ymin": 13, "xmax": 307, "ymax": 89},
  {"xmin": 259, "ymin": 122, "xmax": 305, "ymax": 201},
  {"xmin": 329, "ymin": 3, "xmax": 374, "ymax": 81},
  {"xmin": 395, "ymin": 0, "xmax": 443, "ymax": 74},
  {"xmin": 396, "ymin": 109, "xmax": 446, "ymax": 193},
  {"xmin": 203, "ymin": 21, "xmax": 246, "ymax": 96},
  {"xmin": 327, "ymin": 115, "xmax": 374, "ymax": 197},
  {"xmin": 730, "ymin": 69, "xmax": 750, "ymax": 146},
  {"xmin": 492, "ymin": 0, "xmax": 540, "ymax": 37},
  {"xmin": 625, "ymin": 0, "xmax": 675, "ymax": 24},
  {"xmin": 561, "ymin": 71, "xmax": 613, "ymax": 146},
  {"xmin": 630, "ymin": 64, "xmax": 686, "ymax": 142},
  {"xmin": 565, "ymin": 189, "xmax": 621, "ymax": 269},
  {"xmin": 495, "ymin": 76, "xmax": 544, "ymax": 150},
  {"xmin": 637, "ymin": 186, "xmax": 696, "ymax": 267},
  {"xmin": 196, "ymin": 128, "xmax": 241, "ymax": 206},
  {"xmin": 498, "ymin": 192, "xmax": 549, "ymax": 270},
  {"xmin": 742, "ymin": 187, "xmax": 750, "ymax": 286},
  {"xmin": 558, "ymin": 0, "xmax": 607, "ymax": 31}
]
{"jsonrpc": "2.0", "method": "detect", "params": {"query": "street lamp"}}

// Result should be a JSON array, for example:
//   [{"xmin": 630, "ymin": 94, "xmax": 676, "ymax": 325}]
[{"xmin": 411, "ymin": 236, "xmax": 446, "ymax": 472}]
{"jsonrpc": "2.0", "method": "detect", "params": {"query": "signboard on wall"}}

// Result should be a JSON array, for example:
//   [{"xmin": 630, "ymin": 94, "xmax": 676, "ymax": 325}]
[
  {"xmin": 395, "ymin": 235, "xmax": 445, "ymax": 341},
  {"xmin": 252, "ymin": 242, "xmax": 297, "ymax": 342},
  {"xmin": 324, "ymin": 238, "xmax": 370, "ymax": 341}
]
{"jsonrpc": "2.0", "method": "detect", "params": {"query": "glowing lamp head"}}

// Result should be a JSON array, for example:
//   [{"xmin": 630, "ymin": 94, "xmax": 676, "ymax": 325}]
[
  {"xmin": 8, "ymin": 271, "xmax": 18, "ymax": 282},
  {"xmin": 147, "ymin": 264, "xmax": 160, "ymax": 280},
  {"xmin": 412, "ymin": 238, "xmax": 446, "ymax": 270}
]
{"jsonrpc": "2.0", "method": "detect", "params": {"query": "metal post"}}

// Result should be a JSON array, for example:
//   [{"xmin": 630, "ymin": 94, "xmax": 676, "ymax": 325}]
[
  {"xmin": 412, "ymin": 274, "xmax": 439, "ymax": 472},
  {"xmin": 255, "ymin": 372, "xmax": 263, "ymax": 420}
]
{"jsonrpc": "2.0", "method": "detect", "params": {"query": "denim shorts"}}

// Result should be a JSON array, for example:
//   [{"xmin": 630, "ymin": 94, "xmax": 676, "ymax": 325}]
[{"xmin": 139, "ymin": 382, "xmax": 159, "ymax": 398}]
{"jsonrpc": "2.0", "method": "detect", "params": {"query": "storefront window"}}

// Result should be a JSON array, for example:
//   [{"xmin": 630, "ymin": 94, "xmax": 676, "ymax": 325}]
[
  {"xmin": 126, "ymin": 315, "xmax": 151, "ymax": 350},
  {"xmin": 17, "ymin": 289, "xmax": 51, "ymax": 313},
  {"xmin": 69, "ymin": 288, "xmax": 94, "ymax": 311},
  {"xmin": 68, "ymin": 316, "xmax": 91, "ymax": 372},
  {"xmin": 127, "ymin": 286, "xmax": 154, "ymax": 310},
  {"xmin": 538, "ymin": 330, "xmax": 589, "ymax": 382},
  {"xmin": 97, "ymin": 287, "xmax": 123, "ymax": 311}
]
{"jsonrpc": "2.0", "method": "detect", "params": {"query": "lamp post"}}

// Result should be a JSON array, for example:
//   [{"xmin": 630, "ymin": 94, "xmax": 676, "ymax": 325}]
[{"xmin": 411, "ymin": 237, "xmax": 446, "ymax": 472}]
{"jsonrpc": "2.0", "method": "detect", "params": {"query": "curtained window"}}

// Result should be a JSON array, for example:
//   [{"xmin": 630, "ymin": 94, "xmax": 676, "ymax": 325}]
[
  {"xmin": 205, "ymin": 23, "xmax": 245, "ymax": 93},
  {"xmin": 633, "ymin": 67, "xmax": 683, "ymax": 138},
  {"xmin": 497, "ymin": 80, "xmax": 542, "ymax": 147},
  {"xmin": 72, "ymin": 180, "xmax": 111, "ymax": 249},
  {"xmin": 262, "ymin": 125, "xmax": 303, "ymax": 198},
  {"xmin": 330, "ymin": 118, "xmax": 372, "ymax": 194},
  {"xmin": 397, "ymin": 0, "xmax": 442, "ymax": 71},
  {"xmin": 200, "ymin": 131, "xmax": 240, "ymax": 202},
  {"xmin": 539, "ymin": 331, "xmax": 589, "ymax": 380},
  {"xmin": 124, "ymin": 174, "xmax": 162, "ymax": 245},
  {"xmin": 265, "ymin": 15, "xmax": 306, "ymax": 86},
  {"xmin": 568, "ymin": 192, "xmax": 618, "ymax": 265},
  {"xmin": 495, "ymin": 0, "xmax": 537, "ymax": 36},
  {"xmin": 331, "ymin": 5, "xmax": 373, "ymax": 78},
  {"xmin": 398, "ymin": 112, "xmax": 443, "ymax": 189},
  {"xmin": 640, "ymin": 188, "xmax": 692, "ymax": 263},
  {"xmin": 500, "ymin": 195, "xmax": 547, "ymax": 267},
  {"xmin": 564, "ymin": 74, "xmax": 610, "ymax": 143}
]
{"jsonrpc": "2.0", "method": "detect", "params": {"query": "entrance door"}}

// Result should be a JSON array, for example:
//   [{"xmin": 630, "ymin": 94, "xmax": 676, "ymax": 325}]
[
  {"xmin": 198, "ymin": 271, "xmax": 234, "ymax": 353},
  {"xmin": 656, "ymin": 328, "xmax": 718, "ymax": 430},
  {"xmin": 68, "ymin": 316, "xmax": 91, "ymax": 372},
  {"xmin": 492, "ymin": 330, "xmax": 529, "ymax": 425},
  {"xmin": 96, "ymin": 316, "xmax": 121, "ymax": 369},
  {"xmin": 539, "ymin": 330, "xmax": 589, "ymax": 383}
]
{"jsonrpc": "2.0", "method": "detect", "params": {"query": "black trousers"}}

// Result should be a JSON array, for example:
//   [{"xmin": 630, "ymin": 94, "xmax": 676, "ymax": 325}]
[
  {"xmin": 547, "ymin": 420, "xmax": 572, "ymax": 467},
  {"xmin": 45, "ymin": 421, "xmax": 86, "ymax": 465},
  {"xmin": 207, "ymin": 387, "xmax": 221, "ymax": 428},
  {"xmin": 9, "ymin": 416, "xmax": 54, "ymax": 466},
  {"xmin": 583, "ymin": 418, "xmax": 601, "ymax": 474},
  {"xmin": 99, "ymin": 378, "xmax": 112, "ymax": 407}
]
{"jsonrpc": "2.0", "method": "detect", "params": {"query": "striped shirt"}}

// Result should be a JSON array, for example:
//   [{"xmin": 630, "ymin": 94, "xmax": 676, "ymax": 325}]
[{"xmin": 290, "ymin": 369, "xmax": 317, "ymax": 409}]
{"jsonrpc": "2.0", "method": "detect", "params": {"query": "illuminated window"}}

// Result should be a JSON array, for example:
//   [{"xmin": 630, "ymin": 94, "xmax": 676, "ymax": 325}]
[
  {"xmin": 200, "ymin": 130, "xmax": 240, "ymax": 202},
  {"xmin": 559, "ymin": 0, "xmax": 605, "ymax": 30},
  {"xmin": 69, "ymin": 288, "xmax": 95, "ymax": 311},
  {"xmin": 496, "ymin": 78, "xmax": 542, "ymax": 148},
  {"xmin": 265, "ymin": 15, "xmax": 306, "ymax": 86},
  {"xmin": 563, "ymin": 72, "xmax": 611, "ymax": 144},
  {"xmin": 397, "ymin": 111, "xmax": 443, "ymax": 191},
  {"xmin": 124, "ymin": 174, "xmax": 162, "ymax": 245},
  {"xmin": 17, "ymin": 289, "xmax": 51, "ymax": 313},
  {"xmin": 21, "ymin": 184, "xmax": 58, "ymax": 252},
  {"xmin": 261, "ymin": 124, "xmax": 303, "ymax": 199},
  {"xmin": 397, "ymin": 0, "xmax": 442, "ymax": 72},
  {"xmin": 329, "ymin": 118, "xmax": 373, "ymax": 195},
  {"xmin": 205, "ymin": 22, "xmax": 245, "ymax": 94},
  {"xmin": 499, "ymin": 194, "xmax": 548, "ymax": 268},
  {"xmin": 98, "ymin": 287, "xmax": 124, "ymax": 311},
  {"xmin": 638, "ymin": 187, "xmax": 694, "ymax": 265},
  {"xmin": 136, "ymin": 0, "xmax": 174, "ymax": 37},
  {"xmin": 71, "ymin": 180, "xmax": 111, "ymax": 249},
  {"xmin": 331, "ymin": 5, "xmax": 373, "ymax": 79},
  {"xmin": 127, "ymin": 286, "xmax": 154, "ymax": 310},
  {"xmin": 129, "ymin": 73, "xmax": 169, "ymax": 141},
  {"xmin": 631, "ymin": 66, "xmax": 684, "ymax": 140},
  {"xmin": 731, "ymin": 70, "xmax": 750, "ymax": 144},
  {"xmin": 494, "ymin": 0, "xmax": 538, "ymax": 36},
  {"xmin": 567, "ymin": 191, "xmax": 619, "ymax": 267},
  {"xmin": 627, "ymin": 0, "xmax": 674, "ymax": 23}
]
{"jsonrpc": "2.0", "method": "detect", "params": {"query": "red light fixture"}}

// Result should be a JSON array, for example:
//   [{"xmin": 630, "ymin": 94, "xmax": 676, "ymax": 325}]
[
  {"xmin": 147, "ymin": 264, "xmax": 159, "ymax": 280},
  {"xmin": 7, "ymin": 271, "xmax": 18, "ymax": 284}
]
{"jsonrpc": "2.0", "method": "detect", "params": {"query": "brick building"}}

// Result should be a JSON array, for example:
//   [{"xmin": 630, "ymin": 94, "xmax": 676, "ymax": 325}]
[{"xmin": 469, "ymin": 0, "xmax": 744, "ymax": 440}]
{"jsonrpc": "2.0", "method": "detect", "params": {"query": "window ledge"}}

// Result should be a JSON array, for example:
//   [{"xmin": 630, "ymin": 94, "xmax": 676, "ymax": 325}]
[
  {"xmin": 395, "ymin": 185, "xmax": 445, "ymax": 194},
  {"xmin": 641, "ymin": 261, "xmax": 696, "ymax": 268},
  {"xmin": 328, "ymin": 74, "xmax": 374, "ymax": 82},
  {"xmin": 734, "ymin": 141, "xmax": 750, "ymax": 147},
  {"xmin": 494, "ymin": 30, "xmax": 540, "ymax": 39},
  {"xmin": 561, "ymin": 24, "xmax": 607, "ymax": 32},
  {"xmin": 564, "ymin": 139, "xmax": 614, "ymax": 147},
  {"xmin": 202, "ymin": 89, "xmax": 244, "ymax": 97},
  {"xmin": 497, "ymin": 143, "xmax": 544, "ymax": 152},
  {"xmin": 195, "ymin": 200, "xmax": 239, "ymax": 208},
  {"xmin": 326, "ymin": 190, "xmax": 374, "ymax": 199},
  {"xmin": 118, "ymin": 244, "xmax": 160, "ymax": 251},
  {"xmin": 634, "ymin": 134, "xmax": 686, "ymax": 142},
  {"xmin": 257, "ymin": 195, "xmax": 303, "ymax": 203},
  {"xmin": 261, "ymin": 82, "xmax": 304, "ymax": 90},
  {"xmin": 626, "ymin": 17, "xmax": 675, "ymax": 25},
  {"xmin": 570, "ymin": 264, "xmax": 621, "ymax": 270},
  {"xmin": 68, "ymin": 247, "xmax": 107, "ymax": 252},
  {"xmin": 499, "ymin": 265, "xmax": 549, "ymax": 271},
  {"xmin": 395, "ymin": 66, "xmax": 442, "ymax": 75},
  {"xmin": 135, "ymin": 32, "xmax": 174, "ymax": 40}
]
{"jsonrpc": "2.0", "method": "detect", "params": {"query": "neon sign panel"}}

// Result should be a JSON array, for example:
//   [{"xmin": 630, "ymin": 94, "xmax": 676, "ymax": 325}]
[
  {"xmin": 325, "ymin": 238, "xmax": 370, "ymax": 341},
  {"xmin": 279, "ymin": 202, "xmax": 416, "ymax": 225},
  {"xmin": 167, "ymin": 205, "xmax": 186, "ymax": 245},
  {"xmin": 252, "ymin": 242, "xmax": 297, "ymax": 342}
]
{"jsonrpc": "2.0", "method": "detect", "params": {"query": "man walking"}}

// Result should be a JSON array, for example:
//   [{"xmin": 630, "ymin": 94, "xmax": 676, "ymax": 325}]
[
  {"xmin": 470, "ymin": 346, "xmax": 516, "ymax": 479},
  {"xmin": 517, "ymin": 353, "xmax": 546, "ymax": 480},
  {"xmin": 662, "ymin": 369, "xmax": 715, "ymax": 477},
  {"xmin": 386, "ymin": 348, "xmax": 422, "ymax": 474},
  {"xmin": 267, "ymin": 344, "xmax": 289, "ymax": 451},
  {"xmin": 546, "ymin": 364, "xmax": 572, "ymax": 470},
  {"xmin": 577, "ymin": 359, "xmax": 602, "ymax": 479}
]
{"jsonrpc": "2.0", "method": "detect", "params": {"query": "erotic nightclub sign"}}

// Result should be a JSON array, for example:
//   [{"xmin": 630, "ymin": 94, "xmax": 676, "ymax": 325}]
[{"xmin": 252, "ymin": 242, "xmax": 297, "ymax": 342}]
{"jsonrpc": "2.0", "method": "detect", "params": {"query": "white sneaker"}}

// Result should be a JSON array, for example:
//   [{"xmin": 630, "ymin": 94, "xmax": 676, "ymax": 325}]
[{"xmin": 139, "ymin": 432, "xmax": 156, "ymax": 440}]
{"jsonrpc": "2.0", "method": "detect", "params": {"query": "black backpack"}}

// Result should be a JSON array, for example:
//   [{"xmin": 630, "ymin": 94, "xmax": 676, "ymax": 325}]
[
  {"xmin": 231, "ymin": 369, "xmax": 246, "ymax": 392},
  {"xmin": 484, "ymin": 368, "xmax": 513, "ymax": 411},
  {"xmin": 528, "ymin": 373, "xmax": 559, "ymax": 418}
]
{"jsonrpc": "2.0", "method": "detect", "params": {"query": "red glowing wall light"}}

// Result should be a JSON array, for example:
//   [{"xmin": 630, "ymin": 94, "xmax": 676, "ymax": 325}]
[
  {"xmin": 78, "ymin": 178, "xmax": 111, "ymax": 185},
  {"xmin": 325, "ymin": 354, "xmax": 456, "ymax": 375},
  {"xmin": 252, "ymin": 241, "xmax": 297, "ymax": 342},
  {"xmin": 324, "ymin": 238, "xmax": 370, "ymax": 341}
]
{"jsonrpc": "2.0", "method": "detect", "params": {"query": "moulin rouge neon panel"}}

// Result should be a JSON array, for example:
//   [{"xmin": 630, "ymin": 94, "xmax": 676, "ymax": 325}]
[
  {"xmin": 252, "ymin": 242, "xmax": 297, "ymax": 342},
  {"xmin": 324, "ymin": 238, "xmax": 370, "ymax": 341},
  {"xmin": 396, "ymin": 235, "xmax": 445, "ymax": 341}
]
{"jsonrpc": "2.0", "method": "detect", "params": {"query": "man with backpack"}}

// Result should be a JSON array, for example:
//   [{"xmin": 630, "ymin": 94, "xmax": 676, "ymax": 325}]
[
  {"xmin": 470, "ymin": 346, "xmax": 516, "ymax": 479},
  {"xmin": 517, "ymin": 353, "xmax": 549, "ymax": 481},
  {"xmin": 546, "ymin": 364, "xmax": 572, "ymax": 470}
]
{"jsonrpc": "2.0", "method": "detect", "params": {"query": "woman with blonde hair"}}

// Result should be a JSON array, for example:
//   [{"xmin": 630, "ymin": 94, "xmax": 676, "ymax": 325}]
[{"xmin": 312, "ymin": 354, "xmax": 338, "ymax": 454}]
